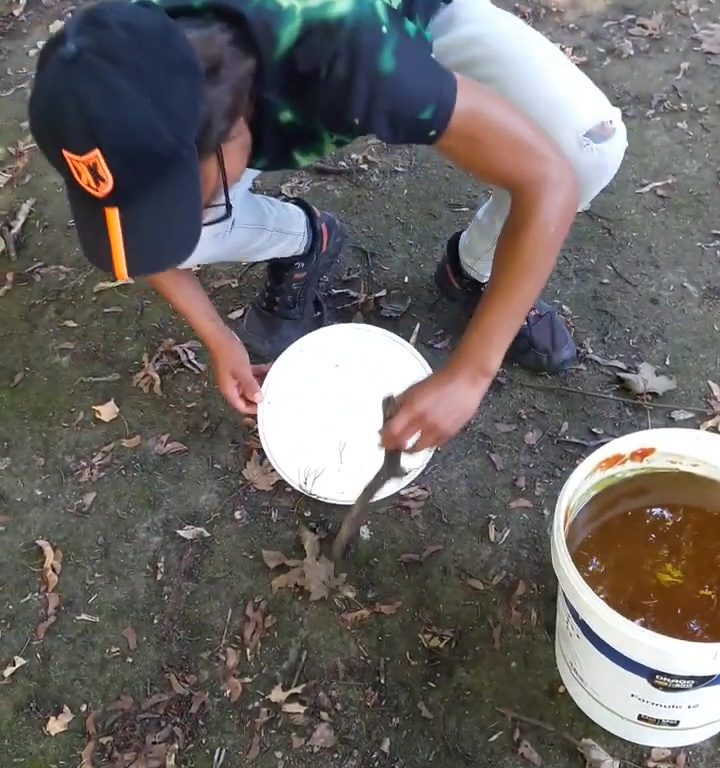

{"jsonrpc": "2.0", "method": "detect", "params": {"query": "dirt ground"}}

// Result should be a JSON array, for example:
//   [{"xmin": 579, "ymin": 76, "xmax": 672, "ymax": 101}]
[{"xmin": 2, "ymin": 0, "xmax": 720, "ymax": 766}]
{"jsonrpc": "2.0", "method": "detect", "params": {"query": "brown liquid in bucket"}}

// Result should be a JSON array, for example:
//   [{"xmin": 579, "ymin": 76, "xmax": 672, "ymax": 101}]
[{"xmin": 567, "ymin": 470, "xmax": 720, "ymax": 642}]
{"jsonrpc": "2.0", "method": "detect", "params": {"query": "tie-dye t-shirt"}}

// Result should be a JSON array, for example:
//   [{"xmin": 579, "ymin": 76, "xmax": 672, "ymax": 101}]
[{"xmin": 158, "ymin": 0, "xmax": 457, "ymax": 170}]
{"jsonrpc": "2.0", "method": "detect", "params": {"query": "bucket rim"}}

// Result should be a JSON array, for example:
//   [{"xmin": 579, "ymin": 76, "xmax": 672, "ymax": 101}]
[{"xmin": 552, "ymin": 427, "xmax": 720, "ymax": 652}]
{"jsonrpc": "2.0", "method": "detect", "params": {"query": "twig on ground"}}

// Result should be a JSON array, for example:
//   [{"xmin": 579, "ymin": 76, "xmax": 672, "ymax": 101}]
[
  {"xmin": 310, "ymin": 162, "xmax": 356, "ymax": 175},
  {"xmin": 530, "ymin": 427, "xmax": 552, "ymax": 453},
  {"xmin": 557, "ymin": 436, "xmax": 615, "ymax": 448},
  {"xmin": 609, "ymin": 261, "xmax": 639, "ymax": 287},
  {"xmin": 290, "ymin": 649, "xmax": 307, "ymax": 689},
  {"xmin": 497, "ymin": 707, "xmax": 581, "ymax": 747},
  {"xmin": 514, "ymin": 380, "xmax": 710, "ymax": 414},
  {"xmin": 497, "ymin": 708, "xmax": 645, "ymax": 768},
  {"xmin": 236, "ymin": 263, "xmax": 256, "ymax": 282},
  {"xmin": 219, "ymin": 607, "xmax": 232, "ymax": 650},
  {"xmin": 0, "ymin": 198, "xmax": 35, "ymax": 261}
]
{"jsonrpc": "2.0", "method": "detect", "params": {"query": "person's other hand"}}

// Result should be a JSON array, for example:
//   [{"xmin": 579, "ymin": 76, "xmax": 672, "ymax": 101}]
[
  {"xmin": 209, "ymin": 329, "xmax": 271, "ymax": 414},
  {"xmin": 381, "ymin": 368, "xmax": 490, "ymax": 452}
]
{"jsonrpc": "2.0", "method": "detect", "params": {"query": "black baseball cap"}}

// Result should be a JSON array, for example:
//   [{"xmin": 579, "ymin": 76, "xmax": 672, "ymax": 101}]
[{"xmin": 29, "ymin": 0, "xmax": 204, "ymax": 279}]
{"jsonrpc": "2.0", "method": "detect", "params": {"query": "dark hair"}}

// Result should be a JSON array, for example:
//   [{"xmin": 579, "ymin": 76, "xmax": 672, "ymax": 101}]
[{"xmin": 177, "ymin": 16, "xmax": 257, "ymax": 158}]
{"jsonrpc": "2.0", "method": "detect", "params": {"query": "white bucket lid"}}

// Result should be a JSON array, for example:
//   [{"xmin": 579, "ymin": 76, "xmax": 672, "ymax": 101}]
[{"xmin": 258, "ymin": 323, "xmax": 435, "ymax": 504}]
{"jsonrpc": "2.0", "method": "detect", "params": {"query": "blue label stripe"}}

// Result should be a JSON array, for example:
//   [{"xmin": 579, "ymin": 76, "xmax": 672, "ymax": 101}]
[{"xmin": 563, "ymin": 594, "xmax": 720, "ymax": 690}]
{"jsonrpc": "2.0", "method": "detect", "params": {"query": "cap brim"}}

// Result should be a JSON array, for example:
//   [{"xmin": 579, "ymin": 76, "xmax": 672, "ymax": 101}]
[{"xmin": 67, "ymin": 156, "xmax": 202, "ymax": 278}]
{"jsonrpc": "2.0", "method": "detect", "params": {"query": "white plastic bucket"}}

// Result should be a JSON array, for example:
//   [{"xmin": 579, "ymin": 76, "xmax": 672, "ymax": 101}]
[{"xmin": 551, "ymin": 428, "xmax": 720, "ymax": 747}]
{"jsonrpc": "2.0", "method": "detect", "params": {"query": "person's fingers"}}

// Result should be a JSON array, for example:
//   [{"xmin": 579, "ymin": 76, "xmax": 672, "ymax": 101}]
[
  {"xmin": 407, "ymin": 428, "xmax": 441, "ymax": 454},
  {"xmin": 381, "ymin": 407, "xmax": 419, "ymax": 451},
  {"xmin": 235, "ymin": 365, "xmax": 264, "ymax": 404},
  {"xmin": 218, "ymin": 372, "xmax": 257, "ymax": 415}
]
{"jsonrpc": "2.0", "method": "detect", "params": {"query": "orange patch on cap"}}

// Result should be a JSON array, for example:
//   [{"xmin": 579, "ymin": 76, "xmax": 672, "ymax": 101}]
[{"xmin": 62, "ymin": 148, "xmax": 114, "ymax": 199}]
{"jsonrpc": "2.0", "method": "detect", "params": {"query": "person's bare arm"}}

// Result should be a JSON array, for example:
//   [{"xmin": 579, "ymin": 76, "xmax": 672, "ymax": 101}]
[
  {"xmin": 147, "ymin": 267, "xmax": 232, "ymax": 348},
  {"xmin": 146, "ymin": 267, "xmax": 267, "ymax": 413},
  {"xmin": 436, "ymin": 73, "xmax": 578, "ymax": 378},
  {"xmin": 383, "ymin": 73, "xmax": 578, "ymax": 450}
]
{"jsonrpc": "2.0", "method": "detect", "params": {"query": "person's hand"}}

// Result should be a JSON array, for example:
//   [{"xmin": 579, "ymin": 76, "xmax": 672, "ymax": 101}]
[
  {"xmin": 381, "ymin": 367, "xmax": 491, "ymax": 452},
  {"xmin": 209, "ymin": 329, "xmax": 271, "ymax": 414}
]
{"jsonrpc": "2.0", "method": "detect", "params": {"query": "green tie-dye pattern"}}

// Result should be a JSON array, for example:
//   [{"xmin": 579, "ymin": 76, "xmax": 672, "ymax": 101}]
[{"xmin": 158, "ymin": 0, "xmax": 445, "ymax": 169}]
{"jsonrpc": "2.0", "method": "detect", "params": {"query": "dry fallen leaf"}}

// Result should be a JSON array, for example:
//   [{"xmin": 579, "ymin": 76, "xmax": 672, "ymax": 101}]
[
  {"xmin": 341, "ymin": 607, "xmax": 373, "ymax": 623},
  {"xmin": 243, "ymin": 598, "xmax": 268, "ymax": 659},
  {"xmin": 227, "ymin": 306, "xmax": 247, "ymax": 321},
  {"xmin": 518, "ymin": 738, "xmax": 543, "ymax": 766},
  {"xmin": 419, "ymin": 625, "xmax": 458, "ymax": 653},
  {"xmin": 617, "ymin": 362, "xmax": 677, "ymax": 397},
  {"xmin": 10, "ymin": 371, "xmax": 24, "ymax": 388},
  {"xmin": 397, "ymin": 485, "xmax": 431, "ymax": 515},
  {"xmin": 422, "ymin": 544, "xmax": 444, "ymax": 559},
  {"xmin": 120, "ymin": 626, "xmax": 137, "ymax": 651},
  {"xmin": 510, "ymin": 498, "xmax": 533, "ymax": 510},
  {"xmin": 646, "ymin": 747, "xmax": 673, "ymax": 768},
  {"xmin": 243, "ymin": 451, "xmax": 281, "ymax": 491},
  {"xmin": 669, "ymin": 409, "xmax": 695, "ymax": 422},
  {"xmin": 78, "ymin": 491, "xmax": 97, "ymax": 513},
  {"xmin": 154, "ymin": 433, "xmax": 188, "ymax": 456},
  {"xmin": 2, "ymin": 656, "xmax": 27, "ymax": 679},
  {"xmin": 132, "ymin": 353, "xmax": 162, "ymax": 395},
  {"xmin": 271, "ymin": 566, "xmax": 305, "ymax": 593},
  {"xmin": 700, "ymin": 415, "xmax": 720, "ymax": 432},
  {"xmin": 223, "ymin": 676, "xmax": 243, "ymax": 703},
  {"xmin": 586, "ymin": 353, "xmax": 629, "ymax": 371},
  {"xmin": 0, "ymin": 272, "xmax": 14, "ymax": 298},
  {"xmin": 375, "ymin": 601, "xmax": 402, "ymax": 615},
  {"xmin": 267, "ymin": 524, "xmax": 353, "ymax": 600},
  {"xmin": 80, "ymin": 737, "xmax": 95, "ymax": 768},
  {"xmin": 489, "ymin": 453, "xmax": 504, "ymax": 471},
  {"xmin": 524, "ymin": 429, "xmax": 543, "ymax": 446},
  {"xmin": 696, "ymin": 24, "xmax": 720, "ymax": 55},
  {"xmin": 224, "ymin": 647, "xmax": 240, "ymax": 671},
  {"xmin": 92, "ymin": 399, "xmax": 120, "ymax": 423},
  {"xmin": 303, "ymin": 556, "xmax": 337, "ymax": 601},
  {"xmin": 342, "ymin": 601, "xmax": 401, "ymax": 623},
  {"xmin": 93, "ymin": 278, "xmax": 134, "ymax": 293},
  {"xmin": 106, "ymin": 693, "xmax": 135, "ymax": 711},
  {"xmin": 466, "ymin": 577, "xmax": 485, "ymax": 592},
  {"xmin": 417, "ymin": 701, "xmax": 434, "ymax": 720},
  {"xmin": 635, "ymin": 178, "xmax": 673, "ymax": 195},
  {"xmin": 75, "ymin": 613, "xmax": 98, "ymax": 623},
  {"xmin": 262, "ymin": 550, "xmax": 301, "ymax": 569},
  {"xmin": 175, "ymin": 525, "xmax": 210, "ymax": 540},
  {"xmin": 35, "ymin": 539, "xmax": 62, "ymax": 593},
  {"xmin": 578, "ymin": 738, "xmax": 620, "ymax": 768},
  {"xmin": 307, "ymin": 722, "xmax": 336, "ymax": 749},
  {"xmin": 246, "ymin": 732, "xmax": 262, "ymax": 761},
  {"xmin": 120, "ymin": 434, "xmax": 142, "ymax": 449},
  {"xmin": 628, "ymin": 13, "xmax": 664, "ymax": 38},
  {"xmin": 44, "ymin": 705, "xmax": 74, "ymax": 736},
  {"xmin": 268, "ymin": 683, "xmax": 306, "ymax": 704},
  {"xmin": 36, "ymin": 593, "xmax": 60, "ymax": 639}
]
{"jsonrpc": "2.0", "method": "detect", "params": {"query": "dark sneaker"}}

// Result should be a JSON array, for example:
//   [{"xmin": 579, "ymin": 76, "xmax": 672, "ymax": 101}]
[
  {"xmin": 435, "ymin": 231, "xmax": 577, "ymax": 373},
  {"xmin": 235, "ymin": 199, "xmax": 344, "ymax": 361}
]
